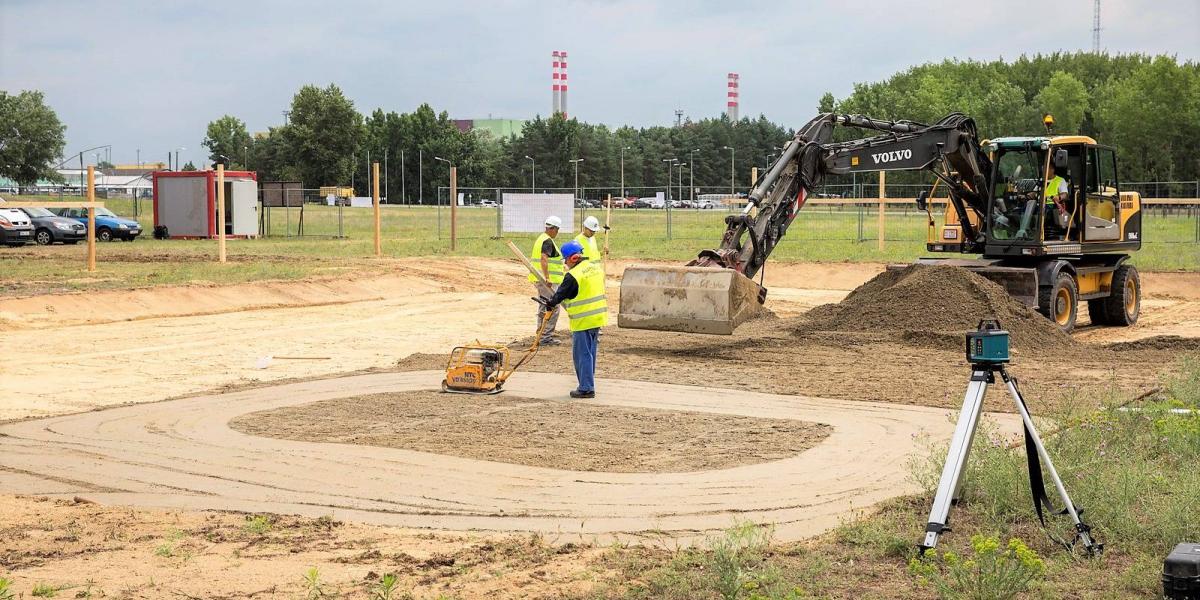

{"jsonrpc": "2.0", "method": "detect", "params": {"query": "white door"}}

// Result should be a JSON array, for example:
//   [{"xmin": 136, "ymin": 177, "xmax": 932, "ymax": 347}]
[{"xmin": 232, "ymin": 181, "xmax": 259, "ymax": 237}]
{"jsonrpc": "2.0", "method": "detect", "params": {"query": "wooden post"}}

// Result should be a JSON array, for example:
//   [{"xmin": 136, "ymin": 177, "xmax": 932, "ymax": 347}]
[
  {"xmin": 373, "ymin": 161, "xmax": 381, "ymax": 257},
  {"xmin": 449, "ymin": 166, "xmax": 457, "ymax": 251},
  {"xmin": 86, "ymin": 166, "xmax": 96, "ymax": 272},
  {"xmin": 878, "ymin": 170, "xmax": 886, "ymax": 251},
  {"xmin": 751, "ymin": 166, "xmax": 758, "ymax": 188},
  {"xmin": 217, "ymin": 164, "xmax": 227, "ymax": 263}
]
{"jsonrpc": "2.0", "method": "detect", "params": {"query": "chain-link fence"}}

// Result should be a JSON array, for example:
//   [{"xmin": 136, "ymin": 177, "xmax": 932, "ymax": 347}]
[{"xmin": 424, "ymin": 182, "xmax": 1198, "ymax": 245}]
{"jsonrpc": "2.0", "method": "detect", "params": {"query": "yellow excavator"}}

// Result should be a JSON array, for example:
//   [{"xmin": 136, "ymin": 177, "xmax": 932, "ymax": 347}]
[{"xmin": 619, "ymin": 113, "xmax": 1142, "ymax": 334}]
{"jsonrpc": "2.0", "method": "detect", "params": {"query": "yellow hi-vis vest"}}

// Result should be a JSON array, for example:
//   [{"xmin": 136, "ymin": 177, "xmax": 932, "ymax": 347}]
[
  {"xmin": 1044, "ymin": 175, "xmax": 1066, "ymax": 205},
  {"xmin": 563, "ymin": 260, "xmax": 608, "ymax": 331},
  {"xmin": 573, "ymin": 232, "xmax": 601, "ymax": 266},
  {"xmin": 528, "ymin": 232, "xmax": 564, "ymax": 285}
]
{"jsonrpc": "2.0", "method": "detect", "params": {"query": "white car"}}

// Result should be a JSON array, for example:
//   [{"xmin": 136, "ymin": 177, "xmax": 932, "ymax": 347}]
[
  {"xmin": 479, "ymin": 199, "xmax": 498, "ymax": 207},
  {"xmin": 0, "ymin": 206, "xmax": 35, "ymax": 246}
]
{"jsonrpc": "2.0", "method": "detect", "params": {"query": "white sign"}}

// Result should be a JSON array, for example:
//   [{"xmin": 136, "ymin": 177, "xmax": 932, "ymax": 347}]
[{"xmin": 501, "ymin": 193, "xmax": 575, "ymax": 233}]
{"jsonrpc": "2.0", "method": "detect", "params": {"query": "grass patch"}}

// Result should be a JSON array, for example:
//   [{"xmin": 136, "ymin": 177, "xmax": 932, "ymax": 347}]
[{"xmin": 1, "ymin": 199, "xmax": 1193, "ymax": 297}]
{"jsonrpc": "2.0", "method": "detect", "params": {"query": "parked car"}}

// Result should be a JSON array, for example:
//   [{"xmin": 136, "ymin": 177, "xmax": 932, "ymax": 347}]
[
  {"xmin": 54, "ymin": 207, "xmax": 143, "ymax": 241},
  {"xmin": 19, "ymin": 207, "xmax": 87, "ymax": 245},
  {"xmin": 479, "ymin": 199, "xmax": 498, "ymax": 208},
  {"xmin": 0, "ymin": 207, "xmax": 34, "ymax": 246},
  {"xmin": 631, "ymin": 198, "xmax": 653, "ymax": 209},
  {"xmin": 695, "ymin": 199, "xmax": 720, "ymax": 210}
]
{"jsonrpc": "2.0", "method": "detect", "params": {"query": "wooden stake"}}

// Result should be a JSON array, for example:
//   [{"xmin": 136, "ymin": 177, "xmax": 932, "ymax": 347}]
[
  {"xmin": 449, "ymin": 166, "xmax": 457, "ymax": 251},
  {"xmin": 86, "ymin": 166, "xmax": 96, "ymax": 272},
  {"xmin": 217, "ymin": 164, "xmax": 227, "ymax": 263},
  {"xmin": 373, "ymin": 161, "xmax": 381, "ymax": 257},
  {"xmin": 603, "ymin": 193, "xmax": 612, "ymax": 262},
  {"xmin": 878, "ymin": 170, "xmax": 886, "ymax": 251}
]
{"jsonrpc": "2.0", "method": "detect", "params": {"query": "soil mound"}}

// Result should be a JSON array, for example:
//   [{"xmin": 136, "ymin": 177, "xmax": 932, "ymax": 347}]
[
  {"xmin": 1105, "ymin": 336, "xmax": 1200, "ymax": 352},
  {"xmin": 798, "ymin": 265, "xmax": 1075, "ymax": 353}
]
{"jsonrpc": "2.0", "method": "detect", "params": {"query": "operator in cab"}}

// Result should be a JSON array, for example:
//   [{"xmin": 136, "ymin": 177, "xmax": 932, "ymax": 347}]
[
  {"xmin": 529, "ymin": 216, "xmax": 564, "ymax": 345},
  {"xmin": 540, "ymin": 240, "xmax": 608, "ymax": 399},
  {"xmin": 574, "ymin": 216, "xmax": 605, "ymax": 271},
  {"xmin": 1044, "ymin": 161, "xmax": 1069, "ymax": 239}
]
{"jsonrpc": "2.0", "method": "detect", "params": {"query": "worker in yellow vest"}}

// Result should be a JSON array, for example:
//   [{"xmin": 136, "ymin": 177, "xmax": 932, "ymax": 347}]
[
  {"xmin": 541, "ymin": 239, "xmax": 608, "ymax": 398},
  {"xmin": 1043, "ymin": 162, "xmax": 1069, "ymax": 239},
  {"xmin": 529, "ymin": 216, "xmax": 564, "ymax": 345},
  {"xmin": 574, "ymin": 216, "xmax": 605, "ymax": 270}
]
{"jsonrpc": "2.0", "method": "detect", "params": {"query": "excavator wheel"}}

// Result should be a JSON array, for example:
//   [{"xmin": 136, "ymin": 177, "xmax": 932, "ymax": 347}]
[
  {"xmin": 1039, "ymin": 272, "xmax": 1078, "ymax": 333},
  {"xmin": 1097, "ymin": 265, "xmax": 1140, "ymax": 326}
]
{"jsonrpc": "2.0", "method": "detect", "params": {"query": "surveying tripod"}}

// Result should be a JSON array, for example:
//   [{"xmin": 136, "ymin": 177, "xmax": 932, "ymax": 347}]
[{"xmin": 918, "ymin": 320, "xmax": 1102, "ymax": 556}]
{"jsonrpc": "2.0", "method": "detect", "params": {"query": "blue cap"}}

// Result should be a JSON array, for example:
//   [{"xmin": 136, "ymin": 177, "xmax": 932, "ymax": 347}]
[{"xmin": 560, "ymin": 240, "xmax": 584, "ymax": 258}]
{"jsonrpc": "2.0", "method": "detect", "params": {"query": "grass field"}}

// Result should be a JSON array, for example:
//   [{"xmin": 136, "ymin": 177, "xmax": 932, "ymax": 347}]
[{"xmin": 0, "ymin": 196, "xmax": 1195, "ymax": 296}]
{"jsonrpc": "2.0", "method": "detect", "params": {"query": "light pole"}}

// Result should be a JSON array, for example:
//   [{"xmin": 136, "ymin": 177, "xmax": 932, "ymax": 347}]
[
  {"xmin": 619, "ymin": 146, "xmax": 631, "ymax": 198},
  {"xmin": 434, "ymin": 156, "xmax": 452, "ymax": 207},
  {"xmin": 400, "ymin": 149, "xmax": 406, "ymax": 204},
  {"xmin": 722, "ymin": 146, "xmax": 735, "ymax": 194},
  {"xmin": 688, "ymin": 148, "xmax": 699, "ymax": 203},
  {"xmin": 678, "ymin": 163, "xmax": 688, "ymax": 207},
  {"xmin": 662, "ymin": 158, "xmax": 678, "ymax": 238},
  {"xmin": 384, "ymin": 148, "xmax": 389, "ymax": 204},
  {"xmin": 243, "ymin": 145, "xmax": 249, "ymax": 170},
  {"xmin": 525, "ymin": 155, "xmax": 536, "ymax": 192},
  {"xmin": 418, "ymin": 148, "xmax": 423, "ymax": 204},
  {"xmin": 569, "ymin": 158, "xmax": 584, "ymax": 202},
  {"xmin": 175, "ymin": 147, "xmax": 185, "ymax": 171}
]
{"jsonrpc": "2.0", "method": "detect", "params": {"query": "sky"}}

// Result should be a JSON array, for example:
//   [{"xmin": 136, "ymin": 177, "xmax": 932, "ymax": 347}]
[{"xmin": 2, "ymin": 0, "xmax": 1197, "ymax": 168}]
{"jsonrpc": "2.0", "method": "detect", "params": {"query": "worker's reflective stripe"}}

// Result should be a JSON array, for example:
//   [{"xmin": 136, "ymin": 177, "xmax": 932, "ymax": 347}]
[
  {"xmin": 564, "ymin": 261, "xmax": 608, "ymax": 331},
  {"xmin": 563, "ymin": 293, "xmax": 606, "ymax": 308},
  {"xmin": 568, "ymin": 306, "xmax": 608, "ymax": 320},
  {"xmin": 528, "ymin": 233, "xmax": 564, "ymax": 284}
]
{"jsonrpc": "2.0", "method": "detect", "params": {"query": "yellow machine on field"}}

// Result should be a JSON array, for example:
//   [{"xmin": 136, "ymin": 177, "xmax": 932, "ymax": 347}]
[
  {"xmin": 442, "ymin": 313, "xmax": 551, "ymax": 394},
  {"xmin": 619, "ymin": 113, "xmax": 1142, "ymax": 334}
]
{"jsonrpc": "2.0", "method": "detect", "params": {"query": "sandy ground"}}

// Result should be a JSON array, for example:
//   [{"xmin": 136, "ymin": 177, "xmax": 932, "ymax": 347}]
[
  {"xmin": 230, "ymin": 390, "xmax": 832, "ymax": 473},
  {"xmin": 0, "ymin": 259, "xmax": 1196, "ymax": 597}
]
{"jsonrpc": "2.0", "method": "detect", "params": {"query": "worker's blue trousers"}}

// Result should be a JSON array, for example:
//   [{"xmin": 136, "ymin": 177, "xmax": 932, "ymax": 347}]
[{"xmin": 571, "ymin": 328, "xmax": 600, "ymax": 393}]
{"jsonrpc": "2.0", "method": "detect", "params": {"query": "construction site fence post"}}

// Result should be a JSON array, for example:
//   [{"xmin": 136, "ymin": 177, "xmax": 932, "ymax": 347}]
[
  {"xmin": 878, "ymin": 171, "xmax": 886, "ymax": 250},
  {"xmin": 495, "ymin": 187, "xmax": 502, "ymax": 237},
  {"xmin": 86, "ymin": 166, "xmax": 96, "ymax": 272},
  {"xmin": 217, "ymin": 164, "xmax": 227, "ymax": 263},
  {"xmin": 373, "ymin": 162, "xmax": 381, "ymax": 257},
  {"xmin": 450, "ymin": 166, "xmax": 457, "ymax": 251}
]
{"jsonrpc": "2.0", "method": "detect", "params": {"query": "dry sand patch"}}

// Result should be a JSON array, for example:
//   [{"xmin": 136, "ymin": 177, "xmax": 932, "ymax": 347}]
[{"xmin": 230, "ymin": 390, "xmax": 832, "ymax": 473}]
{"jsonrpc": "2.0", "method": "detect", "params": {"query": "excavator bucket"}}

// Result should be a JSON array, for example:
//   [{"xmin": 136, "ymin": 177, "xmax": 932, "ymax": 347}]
[{"xmin": 618, "ymin": 265, "xmax": 763, "ymax": 335}]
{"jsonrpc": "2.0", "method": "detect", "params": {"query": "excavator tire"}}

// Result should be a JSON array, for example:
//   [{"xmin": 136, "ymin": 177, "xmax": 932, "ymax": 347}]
[
  {"xmin": 1100, "ymin": 265, "xmax": 1140, "ymax": 326},
  {"xmin": 1039, "ymin": 272, "xmax": 1078, "ymax": 333}
]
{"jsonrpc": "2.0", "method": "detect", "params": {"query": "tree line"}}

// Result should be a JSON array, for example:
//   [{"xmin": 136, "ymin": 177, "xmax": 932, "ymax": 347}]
[{"xmin": 3, "ymin": 53, "xmax": 1196, "ymax": 195}]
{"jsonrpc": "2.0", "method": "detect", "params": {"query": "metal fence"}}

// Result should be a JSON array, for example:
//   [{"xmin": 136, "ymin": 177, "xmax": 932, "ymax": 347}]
[{"xmin": 424, "ymin": 183, "xmax": 1199, "ymax": 245}]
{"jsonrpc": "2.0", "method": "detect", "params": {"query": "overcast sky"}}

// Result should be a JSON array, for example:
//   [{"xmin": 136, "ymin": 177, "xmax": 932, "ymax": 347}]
[{"xmin": 2, "ymin": 0, "xmax": 1197, "ymax": 167}]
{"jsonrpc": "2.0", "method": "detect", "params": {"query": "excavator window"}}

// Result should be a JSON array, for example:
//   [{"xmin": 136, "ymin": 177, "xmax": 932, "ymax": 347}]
[{"xmin": 987, "ymin": 147, "xmax": 1044, "ymax": 242}]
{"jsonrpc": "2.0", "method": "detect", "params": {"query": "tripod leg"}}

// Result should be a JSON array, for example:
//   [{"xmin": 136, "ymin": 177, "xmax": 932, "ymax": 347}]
[
  {"xmin": 919, "ymin": 369, "xmax": 990, "ymax": 553},
  {"xmin": 1002, "ymin": 371, "xmax": 1102, "ymax": 554}
]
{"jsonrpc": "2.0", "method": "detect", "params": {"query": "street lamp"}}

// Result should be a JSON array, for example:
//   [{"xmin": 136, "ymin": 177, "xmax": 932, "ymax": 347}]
[
  {"xmin": 174, "ymin": 147, "xmax": 186, "ymax": 171},
  {"xmin": 688, "ymin": 148, "xmax": 699, "ymax": 203},
  {"xmin": 619, "ymin": 146, "xmax": 631, "ymax": 198},
  {"xmin": 678, "ymin": 163, "xmax": 688, "ymax": 207},
  {"xmin": 662, "ymin": 158, "xmax": 678, "ymax": 238},
  {"xmin": 434, "ymin": 156, "xmax": 452, "ymax": 208},
  {"xmin": 569, "ymin": 158, "xmax": 584, "ymax": 203},
  {"xmin": 525, "ymin": 155, "xmax": 536, "ymax": 192},
  {"xmin": 244, "ymin": 145, "xmax": 249, "ymax": 170},
  {"xmin": 722, "ymin": 145, "xmax": 735, "ymax": 194}
]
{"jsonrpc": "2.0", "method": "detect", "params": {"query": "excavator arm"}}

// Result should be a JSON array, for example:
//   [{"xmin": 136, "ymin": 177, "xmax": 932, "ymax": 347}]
[{"xmin": 619, "ymin": 112, "xmax": 993, "ymax": 334}]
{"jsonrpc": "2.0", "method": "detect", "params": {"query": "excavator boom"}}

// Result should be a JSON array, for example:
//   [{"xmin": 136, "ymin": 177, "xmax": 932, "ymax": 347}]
[{"xmin": 619, "ymin": 112, "xmax": 992, "ymax": 334}]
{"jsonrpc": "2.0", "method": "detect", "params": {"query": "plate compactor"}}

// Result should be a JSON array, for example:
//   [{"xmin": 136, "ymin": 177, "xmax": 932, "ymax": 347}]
[{"xmin": 441, "ymin": 308, "xmax": 552, "ymax": 395}]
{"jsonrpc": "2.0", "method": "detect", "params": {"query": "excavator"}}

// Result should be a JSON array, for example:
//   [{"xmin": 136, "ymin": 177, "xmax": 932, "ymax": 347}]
[{"xmin": 619, "ymin": 112, "xmax": 1143, "ymax": 334}]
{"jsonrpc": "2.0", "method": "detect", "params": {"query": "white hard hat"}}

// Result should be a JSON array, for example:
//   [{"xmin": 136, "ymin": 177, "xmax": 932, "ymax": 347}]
[
  {"xmin": 544, "ymin": 215, "xmax": 562, "ymax": 228},
  {"xmin": 583, "ymin": 216, "xmax": 601, "ymax": 231}
]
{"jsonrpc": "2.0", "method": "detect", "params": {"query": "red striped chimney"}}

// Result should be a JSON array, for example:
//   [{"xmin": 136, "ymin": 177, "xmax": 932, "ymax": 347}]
[
  {"xmin": 552, "ymin": 51, "xmax": 561, "ymax": 116},
  {"xmin": 726, "ymin": 72, "xmax": 739, "ymax": 121},
  {"xmin": 560, "ymin": 50, "xmax": 569, "ymax": 119}
]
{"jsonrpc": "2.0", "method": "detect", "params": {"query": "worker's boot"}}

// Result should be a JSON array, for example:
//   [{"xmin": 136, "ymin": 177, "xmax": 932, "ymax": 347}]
[{"xmin": 569, "ymin": 390, "xmax": 595, "ymax": 399}]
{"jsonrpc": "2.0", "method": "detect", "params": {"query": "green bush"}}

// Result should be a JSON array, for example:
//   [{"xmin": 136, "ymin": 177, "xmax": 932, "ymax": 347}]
[{"xmin": 908, "ymin": 535, "xmax": 1045, "ymax": 600}]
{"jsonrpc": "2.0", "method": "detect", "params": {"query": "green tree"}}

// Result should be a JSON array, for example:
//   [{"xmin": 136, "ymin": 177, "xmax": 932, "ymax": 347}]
[
  {"xmin": 282, "ymin": 84, "xmax": 364, "ymax": 190},
  {"xmin": 202, "ymin": 115, "xmax": 253, "ymax": 168},
  {"xmin": 1034, "ymin": 71, "xmax": 1089, "ymax": 133},
  {"xmin": 0, "ymin": 90, "xmax": 66, "ymax": 185},
  {"xmin": 182, "ymin": 161, "xmax": 197, "ymax": 171}
]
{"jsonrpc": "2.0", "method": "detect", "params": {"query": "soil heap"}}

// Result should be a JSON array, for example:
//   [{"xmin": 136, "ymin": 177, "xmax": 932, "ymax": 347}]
[{"xmin": 798, "ymin": 265, "xmax": 1076, "ymax": 353}]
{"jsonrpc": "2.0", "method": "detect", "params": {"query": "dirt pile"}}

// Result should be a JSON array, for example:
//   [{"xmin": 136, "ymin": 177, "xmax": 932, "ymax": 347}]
[{"xmin": 797, "ymin": 265, "xmax": 1075, "ymax": 353}]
